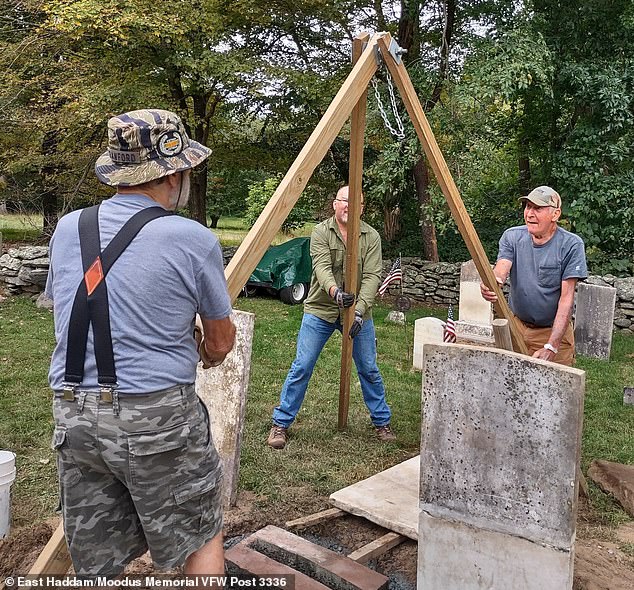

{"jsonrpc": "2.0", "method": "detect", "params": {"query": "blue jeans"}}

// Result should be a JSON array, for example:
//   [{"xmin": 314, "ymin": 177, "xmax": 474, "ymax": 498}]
[{"xmin": 272, "ymin": 313, "xmax": 392, "ymax": 428}]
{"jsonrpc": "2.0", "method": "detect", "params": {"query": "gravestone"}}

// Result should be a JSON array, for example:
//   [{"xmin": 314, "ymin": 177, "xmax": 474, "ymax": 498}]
[
  {"xmin": 196, "ymin": 309, "xmax": 254, "ymax": 507},
  {"xmin": 413, "ymin": 317, "xmax": 445, "ymax": 370},
  {"xmin": 419, "ymin": 343, "xmax": 585, "ymax": 590},
  {"xmin": 574, "ymin": 282, "xmax": 617, "ymax": 360},
  {"xmin": 456, "ymin": 259, "xmax": 494, "ymax": 343},
  {"xmin": 624, "ymin": 387, "xmax": 634, "ymax": 406}
]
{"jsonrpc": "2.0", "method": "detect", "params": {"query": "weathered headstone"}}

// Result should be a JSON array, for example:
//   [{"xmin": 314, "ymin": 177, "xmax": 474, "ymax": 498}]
[
  {"xmin": 420, "ymin": 343, "xmax": 585, "ymax": 590},
  {"xmin": 624, "ymin": 387, "xmax": 634, "ymax": 406},
  {"xmin": 196, "ymin": 309, "xmax": 254, "ymax": 507},
  {"xmin": 413, "ymin": 317, "xmax": 445, "ymax": 370},
  {"xmin": 456, "ymin": 259, "xmax": 494, "ymax": 343},
  {"xmin": 385, "ymin": 310, "xmax": 406, "ymax": 325},
  {"xmin": 574, "ymin": 282, "xmax": 617, "ymax": 360}
]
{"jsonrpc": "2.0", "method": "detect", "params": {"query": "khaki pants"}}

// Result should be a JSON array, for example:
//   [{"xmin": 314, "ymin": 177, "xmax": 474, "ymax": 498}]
[{"xmin": 515, "ymin": 318, "xmax": 575, "ymax": 366}]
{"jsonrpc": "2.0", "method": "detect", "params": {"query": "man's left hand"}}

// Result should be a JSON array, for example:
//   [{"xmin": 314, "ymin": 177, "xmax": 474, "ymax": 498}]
[
  {"xmin": 349, "ymin": 311, "xmax": 363, "ymax": 338},
  {"xmin": 533, "ymin": 347, "xmax": 556, "ymax": 361}
]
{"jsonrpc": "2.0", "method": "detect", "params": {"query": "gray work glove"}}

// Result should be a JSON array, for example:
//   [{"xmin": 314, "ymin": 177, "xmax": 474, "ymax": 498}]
[
  {"xmin": 332, "ymin": 287, "xmax": 355, "ymax": 308},
  {"xmin": 348, "ymin": 311, "xmax": 364, "ymax": 338}
]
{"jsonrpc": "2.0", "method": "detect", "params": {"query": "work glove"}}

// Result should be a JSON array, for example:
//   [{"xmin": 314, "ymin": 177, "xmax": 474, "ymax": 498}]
[
  {"xmin": 194, "ymin": 315, "xmax": 223, "ymax": 369},
  {"xmin": 332, "ymin": 287, "xmax": 355, "ymax": 308},
  {"xmin": 348, "ymin": 311, "xmax": 364, "ymax": 339}
]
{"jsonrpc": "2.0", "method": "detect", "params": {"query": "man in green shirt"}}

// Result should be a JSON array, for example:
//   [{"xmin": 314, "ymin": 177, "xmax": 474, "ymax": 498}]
[{"xmin": 268, "ymin": 186, "xmax": 395, "ymax": 449}]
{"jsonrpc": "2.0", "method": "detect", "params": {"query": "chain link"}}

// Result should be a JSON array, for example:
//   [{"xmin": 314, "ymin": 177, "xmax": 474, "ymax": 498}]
[{"xmin": 371, "ymin": 70, "xmax": 405, "ymax": 141}]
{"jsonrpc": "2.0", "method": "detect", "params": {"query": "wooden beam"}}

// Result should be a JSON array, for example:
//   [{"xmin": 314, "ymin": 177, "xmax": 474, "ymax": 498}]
[
  {"xmin": 338, "ymin": 32, "xmax": 370, "ymax": 431},
  {"xmin": 376, "ymin": 37, "xmax": 528, "ymax": 355},
  {"xmin": 492, "ymin": 318, "xmax": 513, "ymax": 351},
  {"xmin": 224, "ymin": 34, "xmax": 383, "ymax": 302},
  {"xmin": 285, "ymin": 507, "xmax": 346, "ymax": 529},
  {"xmin": 28, "ymin": 521, "xmax": 71, "ymax": 575},
  {"xmin": 347, "ymin": 532, "xmax": 406, "ymax": 564}
]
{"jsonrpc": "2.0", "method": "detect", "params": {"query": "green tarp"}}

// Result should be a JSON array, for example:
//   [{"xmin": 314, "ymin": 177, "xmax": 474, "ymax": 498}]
[{"xmin": 247, "ymin": 237, "xmax": 312, "ymax": 290}]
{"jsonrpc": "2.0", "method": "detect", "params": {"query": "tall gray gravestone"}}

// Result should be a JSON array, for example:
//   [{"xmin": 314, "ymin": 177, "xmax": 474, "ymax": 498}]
[
  {"xmin": 196, "ymin": 309, "xmax": 254, "ymax": 507},
  {"xmin": 574, "ymin": 282, "xmax": 617, "ymax": 360},
  {"xmin": 420, "ymin": 343, "xmax": 585, "ymax": 590}
]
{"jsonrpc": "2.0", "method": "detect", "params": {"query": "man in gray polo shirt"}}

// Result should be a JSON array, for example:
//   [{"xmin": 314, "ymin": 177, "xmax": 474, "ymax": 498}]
[{"xmin": 480, "ymin": 186, "xmax": 587, "ymax": 366}]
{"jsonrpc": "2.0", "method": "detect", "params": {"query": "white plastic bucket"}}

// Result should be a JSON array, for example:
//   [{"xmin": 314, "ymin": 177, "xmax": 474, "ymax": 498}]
[{"xmin": 0, "ymin": 450, "xmax": 16, "ymax": 539}]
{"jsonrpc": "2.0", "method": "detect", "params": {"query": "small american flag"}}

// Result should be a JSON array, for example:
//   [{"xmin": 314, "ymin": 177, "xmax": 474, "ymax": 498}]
[
  {"xmin": 443, "ymin": 304, "xmax": 457, "ymax": 343},
  {"xmin": 378, "ymin": 257, "xmax": 402, "ymax": 296}
]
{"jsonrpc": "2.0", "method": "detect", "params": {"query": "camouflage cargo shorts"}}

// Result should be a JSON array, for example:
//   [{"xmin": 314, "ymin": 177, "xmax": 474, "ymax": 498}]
[{"xmin": 52, "ymin": 383, "xmax": 223, "ymax": 576}]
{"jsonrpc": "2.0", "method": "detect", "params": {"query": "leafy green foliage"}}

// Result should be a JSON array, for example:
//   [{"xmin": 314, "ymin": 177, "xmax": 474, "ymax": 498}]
[{"xmin": 245, "ymin": 175, "xmax": 312, "ymax": 233}]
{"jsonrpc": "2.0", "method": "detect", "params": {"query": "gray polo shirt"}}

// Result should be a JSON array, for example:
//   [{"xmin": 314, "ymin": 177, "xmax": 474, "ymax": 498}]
[
  {"xmin": 46, "ymin": 193, "xmax": 232, "ymax": 394},
  {"xmin": 498, "ymin": 225, "xmax": 587, "ymax": 327}
]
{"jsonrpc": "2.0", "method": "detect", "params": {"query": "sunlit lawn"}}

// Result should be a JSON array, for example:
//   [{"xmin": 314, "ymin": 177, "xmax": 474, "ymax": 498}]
[{"xmin": 0, "ymin": 213, "xmax": 314, "ymax": 247}]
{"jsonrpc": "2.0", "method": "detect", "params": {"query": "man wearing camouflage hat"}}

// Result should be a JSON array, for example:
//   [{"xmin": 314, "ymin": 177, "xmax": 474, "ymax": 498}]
[
  {"xmin": 480, "ymin": 186, "xmax": 587, "ymax": 365},
  {"xmin": 46, "ymin": 109, "xmax": 235, "ymax": 576}
]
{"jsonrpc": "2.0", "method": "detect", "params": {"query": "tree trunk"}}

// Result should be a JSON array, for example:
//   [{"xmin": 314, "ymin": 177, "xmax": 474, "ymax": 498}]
[
  {"xmin": 397, "ymin": 0, "xmax": 455, "ymax": 261},
  {"xmin": 41, "ymin": 130, "xmax": 60, "ymax": 235},
  {"xmin": 187, "ymin": 92, "xmax": 211, "ymax": 226},
  {"xmin": 210, "ymin": 215, "xmax": 219, "ymax": 229},
  {"xmin": 42, "ymin": 191, "xmax": 58, "ymax": 237},
  {"xmin": 413, "ymin": 159, "xmax": 439, "ymax": 261},
  {"xmin": 383, "ymin": 205, "xmax": 402, "ymax": 242}
]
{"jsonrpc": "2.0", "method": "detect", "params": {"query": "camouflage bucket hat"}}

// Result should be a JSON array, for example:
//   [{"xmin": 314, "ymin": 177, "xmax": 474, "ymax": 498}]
[{"xmin": 95, "ymin": 109, "xmax": 212, "ymax": 187}]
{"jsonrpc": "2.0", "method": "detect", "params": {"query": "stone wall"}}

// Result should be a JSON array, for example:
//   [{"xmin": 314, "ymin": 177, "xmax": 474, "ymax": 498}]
[{"xmin": 1, "ymin": 244, "xmax": 633, "ymax": 333}]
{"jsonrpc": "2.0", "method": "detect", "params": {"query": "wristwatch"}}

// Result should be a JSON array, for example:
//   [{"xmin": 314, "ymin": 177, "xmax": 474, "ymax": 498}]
[{"xmin": 543, "ymin": 343, "xmax": 558, "ymax": 354}]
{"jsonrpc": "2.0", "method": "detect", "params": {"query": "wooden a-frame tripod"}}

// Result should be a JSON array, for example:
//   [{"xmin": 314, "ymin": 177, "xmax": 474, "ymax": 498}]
[{"xmin": 28, "ymin": 31, "xmax": 527, "ymax": 576}]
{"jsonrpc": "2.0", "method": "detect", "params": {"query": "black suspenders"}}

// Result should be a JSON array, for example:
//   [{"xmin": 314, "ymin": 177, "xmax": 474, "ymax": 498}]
[{"xmin": 63, "ymin": 204, "xmax": 173, "ymax": 399}]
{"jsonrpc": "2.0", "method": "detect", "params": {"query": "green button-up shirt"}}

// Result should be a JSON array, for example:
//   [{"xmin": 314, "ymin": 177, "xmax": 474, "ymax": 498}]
[{"xmin": 303, "ymin": 216, "xmax": 383, "ymax": 323}]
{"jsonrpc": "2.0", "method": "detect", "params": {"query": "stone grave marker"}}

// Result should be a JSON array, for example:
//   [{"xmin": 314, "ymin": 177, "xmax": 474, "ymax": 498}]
[
  {"xmin": 574, "ymin": 282, "xmax": 617, "ymax": 360},
  {"xmin": 456, "ymin": 259, "xmax": 494, "ymax": 343},
  {"xmin": 196, "ymin": 309, "xmax": 254, "ymax": 507},
  {"xmin": 413, "ymin": 317, "xmax": 445, "ymax": 370},
  {"xmin": 419, "ymin": 343, "xmax": 585, "ymax": 590}
]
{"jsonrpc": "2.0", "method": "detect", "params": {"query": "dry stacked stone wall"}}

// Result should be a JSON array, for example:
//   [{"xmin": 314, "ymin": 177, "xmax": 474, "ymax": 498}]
[{"xmin": 1, "ymin": 243, "xmax": 632, "ymax": 333}]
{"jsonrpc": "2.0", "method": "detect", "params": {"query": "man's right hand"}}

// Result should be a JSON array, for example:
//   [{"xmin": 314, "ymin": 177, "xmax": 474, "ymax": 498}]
[
  {"xmin": 480, "ymin": 276, "xmax": 504, "ymax": 303},
  {"xmin": 331, "ymin": 287, "xmax": 355, "ymax": 308}
]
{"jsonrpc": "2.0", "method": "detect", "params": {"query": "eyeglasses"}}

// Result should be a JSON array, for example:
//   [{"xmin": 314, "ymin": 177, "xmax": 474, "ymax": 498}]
[{"xmin": 335, "ymin": 199, "xmax": 364, "ymax": 205}]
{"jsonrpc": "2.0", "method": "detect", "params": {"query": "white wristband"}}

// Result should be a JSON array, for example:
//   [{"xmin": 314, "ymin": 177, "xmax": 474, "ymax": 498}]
[{"xmin": 543, "ymin": 343, "xmax": 558, "ymax": 354}]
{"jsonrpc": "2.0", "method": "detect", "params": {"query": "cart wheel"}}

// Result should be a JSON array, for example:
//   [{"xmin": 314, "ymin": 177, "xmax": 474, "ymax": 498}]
[{"xmin": 280, "ymin": 283, "xmax": 309, "ymax": 305}]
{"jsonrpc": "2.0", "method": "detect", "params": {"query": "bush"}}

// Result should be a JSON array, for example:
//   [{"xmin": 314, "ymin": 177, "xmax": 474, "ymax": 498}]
[{"xmin": 245, "ymin": 175, "xmax": 312, "ymax": 233}]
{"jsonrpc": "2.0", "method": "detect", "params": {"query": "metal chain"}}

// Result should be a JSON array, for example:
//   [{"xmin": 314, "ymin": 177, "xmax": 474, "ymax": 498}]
[{"xmin": 371, "ymin": 71, "xmax": 405, "ymax": 141}]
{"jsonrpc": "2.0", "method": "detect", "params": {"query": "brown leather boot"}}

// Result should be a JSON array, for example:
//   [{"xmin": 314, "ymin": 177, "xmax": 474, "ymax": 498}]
[
  {"xmin": 267, "ymin": 425, "xmax": 288, "ymax": 449},
  {"xmin": 375, "ymin": 424, "xmax": 396, "ymax": 442}
]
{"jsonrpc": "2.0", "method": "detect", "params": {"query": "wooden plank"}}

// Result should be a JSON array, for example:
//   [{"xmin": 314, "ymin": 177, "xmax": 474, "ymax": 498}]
[
  {"xmin": 28, "ymin": 521, "xmax": 71, "ymax": 575},
  {"xmin": 347, "ymin": 532, "xmax": 406, "ymax": 564},
  {"xmin": 285, "ymin": 507, "xmax": 346, "ymax": 529},
  {"xmin": 377, "ymin": 36, "xmax": 528, "ymax": 355},
  {"xmin": 338, "ymin": 32, "xmax": 370, "ymax": 431},
  {"xmin": 492, "ymin": 318, "xmax": 513, "ymax": 351},
  {"xmin": 224, "ymin": 34, "xmax": 383, "ymax": 302}
]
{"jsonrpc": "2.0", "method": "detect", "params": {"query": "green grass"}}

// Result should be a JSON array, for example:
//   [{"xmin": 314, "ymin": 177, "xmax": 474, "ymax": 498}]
[
  {"xmin": 213, "ymin": 216, "xmax": 315, "ymax": 247},
  {"xmin": 0, "ymin": 213, "xmax": 314, "ymax": 246},
  {"xmin": 0, "ymin": 213, "xmax": 43, "ymax": 241},
  {"xmin": 1, "ymin": 295, "xmax": 633, "ymax": 538}
]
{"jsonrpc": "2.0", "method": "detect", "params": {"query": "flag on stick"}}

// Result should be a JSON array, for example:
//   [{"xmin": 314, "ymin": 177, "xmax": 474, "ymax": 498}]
[
  {"xmin": 378, "ymin": 257, "xmax": 402, "ymax": 296},
  {"xmin": 443, "ymin": 304, "xmax": 457, "ymax": 343}
]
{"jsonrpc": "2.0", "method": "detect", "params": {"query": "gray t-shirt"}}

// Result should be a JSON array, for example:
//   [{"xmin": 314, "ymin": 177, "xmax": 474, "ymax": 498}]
[
  {"xmin": 46, "ymin": 193, "xmax": 232, "ymax": 393},
  {"xmin": 498, "ymin": 225, "xmax": 587, "ymax": 327}
]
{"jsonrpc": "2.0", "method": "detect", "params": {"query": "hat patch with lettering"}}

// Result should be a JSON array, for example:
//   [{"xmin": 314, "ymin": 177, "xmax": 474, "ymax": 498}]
[{"xmin": 157, "ymin": 131, "xmax": 184, "ymax": 157}]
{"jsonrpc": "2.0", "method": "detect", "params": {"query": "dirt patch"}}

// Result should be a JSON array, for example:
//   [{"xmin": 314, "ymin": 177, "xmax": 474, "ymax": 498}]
[
  {"xmin": 574, "ymin": 539, "xmax": 634, "ymax": 590},
  {"xmin": 2, "ymin": 496, "xmax": 633, "ymax": 589},
  {"xmin": 0, "ymin": 519, "xmax": 56, "ymax": 577}
]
